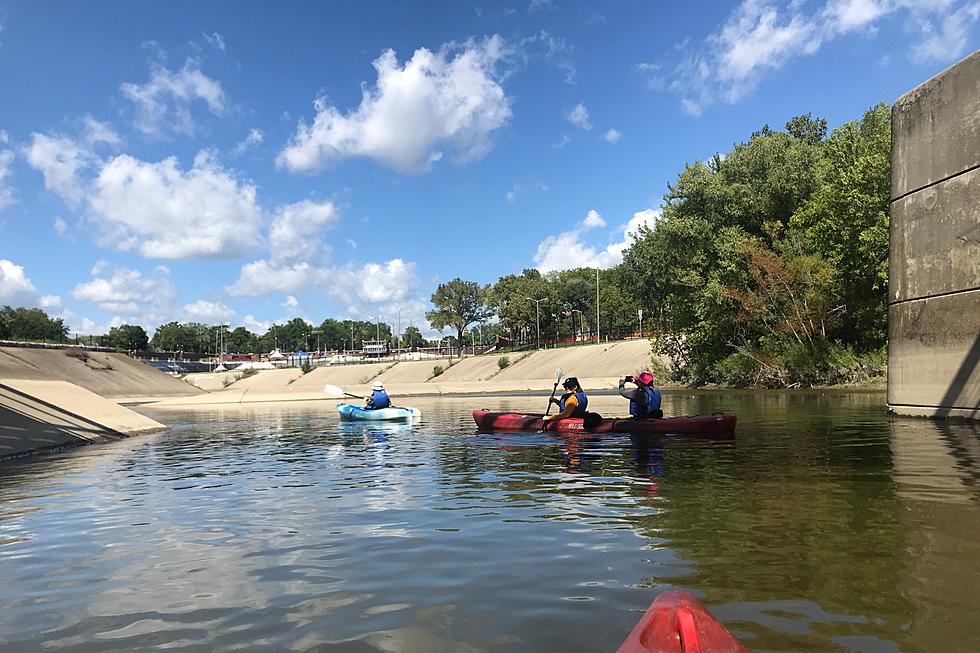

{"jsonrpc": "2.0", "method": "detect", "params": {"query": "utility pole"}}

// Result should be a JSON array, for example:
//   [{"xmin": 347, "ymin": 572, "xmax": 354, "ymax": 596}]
[
  {"xmin": 595, "ymin": 267, "xmax": 600, "ymax": 343},
  {"xmin": 528, "ymin": 297, "xmax": 545, "ymax": 349}
]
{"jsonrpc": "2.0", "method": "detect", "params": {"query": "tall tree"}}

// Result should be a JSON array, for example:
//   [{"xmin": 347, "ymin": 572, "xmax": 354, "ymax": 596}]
[
  {"xmin": 401, "ymin": 325, "xmax": 424, "ymax": 349},
  {"xmin": 427, "ymin": 278, "xmax": 493, "ymax": 353},
  {"xmin": 108, "ymin": 324, "xmax": 149, "ymax": 350},
  {"xmin": 0, "ymin": 306, "xmax": 68, "ymax": 342}
]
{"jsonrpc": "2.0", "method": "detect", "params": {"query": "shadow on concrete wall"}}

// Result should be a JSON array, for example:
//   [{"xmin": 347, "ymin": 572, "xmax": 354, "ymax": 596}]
[
  {"xmin": 0, "ymin": 383, "xmax": 126, "ymax": 460},
  {"xmin": 937, "ymin": 331, "xmax": 980, "ymax": 419},
  {"xmin": 0, "ymin": 404, "xmax": 114, "ymax": 459}
]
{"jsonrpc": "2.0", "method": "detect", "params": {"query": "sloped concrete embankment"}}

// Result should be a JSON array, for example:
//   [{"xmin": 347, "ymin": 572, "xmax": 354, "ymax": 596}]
[
  {"xmin": 0, "ymin": 379, "xmax": 165, "ymax": 459},
  {"xmin": 0, "ymin": 346, "xmax": 202, "ymax": 400},
  {"xmin": 162, "ymin": 340, "xmax": 657, "ymax": 406}
]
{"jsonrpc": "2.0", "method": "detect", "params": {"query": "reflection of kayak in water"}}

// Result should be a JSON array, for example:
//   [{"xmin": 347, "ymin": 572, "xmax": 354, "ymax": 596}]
[
  {"xmin": 472, "ymin": 410, "xmax": 736, "ymax": 435},
  {"xmin": 617, "ymin": 591, "xmax": 751, "ymax": 653},
  {"xmin": 337, "ymin": 403, "xmax": 421, "ymax": 422}
]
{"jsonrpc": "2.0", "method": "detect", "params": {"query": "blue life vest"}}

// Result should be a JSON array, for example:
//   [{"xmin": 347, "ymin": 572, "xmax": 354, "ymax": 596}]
[
  {"xmin": 630, "ymin": 386, "xmax": 662, "ymax": 417},
  {"xmin": 367, "ymin": 390, "xmax": 390, "ymax": 409},
  {"xmin": 558, "ymin": 391, "xmax": 588, "ymax": 418}
]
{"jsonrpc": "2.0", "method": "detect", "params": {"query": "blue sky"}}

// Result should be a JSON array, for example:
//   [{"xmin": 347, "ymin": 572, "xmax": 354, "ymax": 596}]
[{"xmin": 0, "ymin": 0, "xmax": 977, "ymax": 336}]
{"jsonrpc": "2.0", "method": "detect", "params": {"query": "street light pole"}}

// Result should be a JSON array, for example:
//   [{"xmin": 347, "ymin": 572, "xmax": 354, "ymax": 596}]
[
  {"xmin": 595, "ymin": 267, "xmax": 600, "ymax": 343},
  {"xmin": 527, "ymin": 297, "xmax": 545, "ymax": 349}
]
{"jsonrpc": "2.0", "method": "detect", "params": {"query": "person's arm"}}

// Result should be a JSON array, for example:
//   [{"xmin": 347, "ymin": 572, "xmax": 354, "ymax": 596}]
[
  {"xmin": 618, "ymin": 378, "xmax": 638, "ymax": 400},
  {"xmin": 546, "ymin": 394, "xmax": 579, "ymax": 422}
]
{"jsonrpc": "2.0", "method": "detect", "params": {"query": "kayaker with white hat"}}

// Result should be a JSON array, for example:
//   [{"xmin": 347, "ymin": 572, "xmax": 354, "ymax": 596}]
[{"xmin": 365, "ymin": 381, "xmax": 391, "ymax": 410}]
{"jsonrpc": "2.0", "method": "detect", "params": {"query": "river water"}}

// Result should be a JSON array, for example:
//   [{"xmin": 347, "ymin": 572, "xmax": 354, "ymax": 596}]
[{"xmin": 1, "ymin": 391, "xmax": 979, "ymax": 652}]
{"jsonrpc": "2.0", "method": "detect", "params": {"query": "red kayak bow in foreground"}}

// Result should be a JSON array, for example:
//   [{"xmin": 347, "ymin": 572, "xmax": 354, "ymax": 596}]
[
  {"xmin": 472, "ymin": 410, "xmax": 736, "ymax": 436},
  {"xmin": 617, "ymin": 591, "xmax": 751, "ymax": 653}
]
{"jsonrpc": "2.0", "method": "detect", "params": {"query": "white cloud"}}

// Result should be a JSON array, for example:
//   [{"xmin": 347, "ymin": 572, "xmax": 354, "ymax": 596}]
[
  {"xmin": 0, "ymin": 135, "xmax": 13, "ymax": 209},
  {"xmin": 53, "ymin": 217, "xmax": 68, "ymax": 236},
  {"xmin": 534, "ymin": 208, "xmax": 660, "ymax": 273},
  {"xmin": 822, "ymin": 0, "xmax": 888, "ymax": 33},
  {"xmin": 634, "ymin": 62, "xmax": 665, "ymax": 90},
  {"xmin": 528, "ymin": 0, "xmax": 553, "ymax": 12},
  {"xmin": 82, "ymin": 115, "xmax": 122, "ymax": 147},
  {"xmin": 661, "ymin": 0, "xmax": 977, "ymax": 115},
  {"xmin": 23, "ymin": 132, "xmax": 93, "ymax": 207},
  {"xmin": 225, "ymin": 260, "xmax": 328, "ymax": 296},
  {"xmin": 0, "ymin": 259, "xmax": 39, "ymax": 305},
  {"xmin": 282, "ymin": 295, "xmax": 299, "ymax": 309},
  {"xmin": 121, "ymin": 58, "xmax": 225, "ymax": 137},
  {"xmin": 183, "ymin": 299, "xmax": 234, "ymax": 322},
  {"xmin": 203, "ymin": 32, "xmax": 226, "ymax": 51},
  {"xmin": 71, "ymin": 263, "xmax": 178, "ymax": 326},
  {"xmin": 603, "ymin": 128, "xmax": 622, "ymax": 144},
  {"xmin": 241, "ymin": 314, "xmax": 271, "ymax": 333},
  {"xmin": 39, "ymin": 295, "xmax": 63, "ymax": 311},
  {"xmin": 911, "ymin": 1, "xmax": 980, "ymax": 62},
  {"xmin": 231, "ymin": 128, "xmax": 264, "ymax": 155},
  {"xmin": 520, "ymin": 30, "xmax": 576, "ymax": 84},
  {"xmin": 553, "ymin": 134, "xmax": 572, "ymax": 149},
  {"xmin": 581, "ymin": 209, "xmax": 606, "ymax": 229},
  {"xmin": 329, "ymin": 259, "xmax": 417, "ymax": 305},
  {"xmin": 566, "ymin": 102, "xmax": 592, "ymax": 130},
  {"xmin": 268, "ymin": 199, "xmax": 338, "ymax": 263},
  {"xmin": 277, "ymin": 36, "xmax": 512, "ymax": 175},
  {"xmin": 88, "ymin": 149, "xmax": 264, "ymax": 259},
  {"xmin": 506, "ymin": 184, "xmax": 521, "ymax": 204}
]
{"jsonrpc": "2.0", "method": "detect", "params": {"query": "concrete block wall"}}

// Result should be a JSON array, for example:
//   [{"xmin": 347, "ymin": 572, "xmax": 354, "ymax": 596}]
[{"xmin": 889, "ymin": 50, "xmax": 980, "ymax": 419}]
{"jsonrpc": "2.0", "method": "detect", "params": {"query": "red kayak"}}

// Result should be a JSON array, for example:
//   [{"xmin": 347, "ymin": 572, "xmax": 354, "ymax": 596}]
[
  {"xmin": 472, "ymin": 410, "xmax": 736, "ymax": 436},
  {"xmin": 617, "ymin": 591, "xmax": 751, "ymax": 653}
]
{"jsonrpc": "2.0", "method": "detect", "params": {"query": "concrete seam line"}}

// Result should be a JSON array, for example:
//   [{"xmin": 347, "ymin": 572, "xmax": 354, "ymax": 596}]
[
  {"xmin": 888, "ymin": 285, "xmax": 980, "ymax": 307},
  {"xmin": 889, "ymin": 403, "xmax": 979, "ymax": 410},
  {"xmin": 890, "ymin": 161, "xmax": 980, "ymax": 203}
]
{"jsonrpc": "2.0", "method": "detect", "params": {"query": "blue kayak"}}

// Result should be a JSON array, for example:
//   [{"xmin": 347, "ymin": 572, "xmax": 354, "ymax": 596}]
[{"xmin": 336, "ymin": 403, "xmax": 422, "ymax": 422}]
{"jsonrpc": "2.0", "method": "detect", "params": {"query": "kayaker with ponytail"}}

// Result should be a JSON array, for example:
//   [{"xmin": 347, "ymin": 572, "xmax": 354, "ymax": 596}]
[
  {"xmin": 365, "ymin": 381, "xmax": 391, "ymax": 410},
  {"xmin": 546, "ymin": 377, "xmax": 589, "ymax": 423},
  {"xmin": 619, "ymin": 371, "xmax": 663, "ymax": 419}
]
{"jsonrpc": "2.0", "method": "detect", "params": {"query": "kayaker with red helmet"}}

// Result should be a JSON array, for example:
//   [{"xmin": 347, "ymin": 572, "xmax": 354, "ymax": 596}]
[
  {"xmin": 619, "ymin": 371, "xmax": 663, "ymax": 418},
  {"xmin": 546, "ymin": 377, "xmax": 589, "ymax": 422}
]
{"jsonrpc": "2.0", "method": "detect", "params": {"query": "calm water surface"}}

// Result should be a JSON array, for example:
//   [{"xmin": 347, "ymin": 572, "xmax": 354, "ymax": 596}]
[{"xmin": 1, "ymin": 391, "xmax": 979, "ymax": 652}]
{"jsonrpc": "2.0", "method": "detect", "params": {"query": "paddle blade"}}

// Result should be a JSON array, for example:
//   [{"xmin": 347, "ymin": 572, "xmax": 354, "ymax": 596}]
[
  {"xmin": 555, "ymin": 367, "xmax": 563, "ymax": 383},
  {"xmin": 323, "ymin": 384, "xmax": 345, "ymax": 397}
]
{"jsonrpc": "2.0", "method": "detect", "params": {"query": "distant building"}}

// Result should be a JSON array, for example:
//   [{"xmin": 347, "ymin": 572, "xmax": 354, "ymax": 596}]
[{"xmin": 362, "ymin": 339, "xmax": 389, "ymax": 357}]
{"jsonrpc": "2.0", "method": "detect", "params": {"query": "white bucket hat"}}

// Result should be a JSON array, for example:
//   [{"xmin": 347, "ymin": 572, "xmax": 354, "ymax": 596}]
[{"xmin": 372, "ymin": 381, "xmax": 385, "ymax": 391}]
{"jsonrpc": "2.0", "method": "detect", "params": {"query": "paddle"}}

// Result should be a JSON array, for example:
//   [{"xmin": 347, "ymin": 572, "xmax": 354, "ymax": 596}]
[{"xmin": 544, "ymin": 367, "xmax": 563, "ymax": 417}]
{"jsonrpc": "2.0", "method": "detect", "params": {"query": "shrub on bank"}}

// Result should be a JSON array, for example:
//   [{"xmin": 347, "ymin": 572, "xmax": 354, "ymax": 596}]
[{"xmin": 497, "ymin": 356, "xmax": 509, "ymax": 369}]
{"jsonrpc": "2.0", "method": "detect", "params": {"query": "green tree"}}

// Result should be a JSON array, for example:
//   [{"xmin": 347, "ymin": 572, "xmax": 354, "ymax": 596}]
[
  {"xmin": 108, "ymin": 324, "xmax": 149, "ymax": 350},
  {"xmin": 427, "ymin": 278, "xmax": 493, "ymax": 353},
  {"xmin": 0, "ymin": 306, "xmax": 69, "ymax": 342},
  {"xmin": 401, "ymin": 325, "xmax": 424, "ymax": 349},
  {"xmin": 488, "ymin": 269, "xmax": 551, "ymax": 343},
  {"xmin": 788, "ymin": 103, "xmax": 890, "ymax": 348},
  {"xmin": 786, "ymin": 113, "xmax": 828, "ymax": 144},
  {"xmin": 225, "ymin": 327, "xmax": 258, "ymax": 353}
]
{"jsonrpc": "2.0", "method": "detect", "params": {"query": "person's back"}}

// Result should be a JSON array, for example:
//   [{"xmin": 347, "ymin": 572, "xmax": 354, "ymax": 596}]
[
  {"xmin": 547, "ymin": 377, "xmax": 588, "ymax": 422},
  {"xmin": 366, "ymin": 381, "xmax": 391, "ymax": 409},
  {"xmin": 619, "ymin": 371, "xmax": 662, "ymax": 418}
]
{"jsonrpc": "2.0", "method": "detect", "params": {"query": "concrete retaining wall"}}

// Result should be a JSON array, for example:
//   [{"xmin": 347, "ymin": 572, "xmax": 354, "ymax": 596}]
[{"xmin": 889, "ymin": 50, "xmax": 980, "ymax": 419}]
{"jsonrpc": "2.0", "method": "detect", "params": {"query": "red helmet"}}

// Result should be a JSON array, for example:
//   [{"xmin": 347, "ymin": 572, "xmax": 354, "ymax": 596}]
[{"xmin": 636, "ymin": 371, "xmax": 655, "ymax": 385}]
